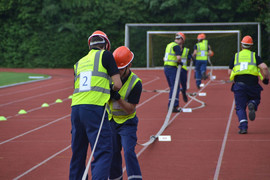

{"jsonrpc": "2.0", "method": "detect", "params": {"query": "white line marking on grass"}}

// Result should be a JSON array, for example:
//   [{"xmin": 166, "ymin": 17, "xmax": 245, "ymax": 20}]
[
  {"xmin": 0, "ymin": 114, "xmax": 70, "ymax": 146},
  {"xmin": 213, "ymin": 99, "xmax": 235, "ymax": 180},
  {"xmin": 13, "ymin": 145, "xmax": 71, "ymax": 180},
  {"xmin": 0, "ymin": 76, "xmax": 51, "ymax": 89}
]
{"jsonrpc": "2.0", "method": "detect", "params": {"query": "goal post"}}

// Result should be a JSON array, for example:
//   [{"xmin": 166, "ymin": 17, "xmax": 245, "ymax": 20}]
[
  {"xmin": 147, "ymin": 30, "xmax": 241, "ymax": 68},
  {"xmin": 125, "ymin": 22, "xmax": 261, "ymax": 68}
]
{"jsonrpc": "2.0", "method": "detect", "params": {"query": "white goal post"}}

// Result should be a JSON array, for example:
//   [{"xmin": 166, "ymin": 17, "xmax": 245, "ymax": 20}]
[
  {"xmin": 125, "ymin": 22, "xmax": 261, "ymax": 68},
  {"xmin": 147, "ymin": 30, "xmax": 240, "ymax": 68}
]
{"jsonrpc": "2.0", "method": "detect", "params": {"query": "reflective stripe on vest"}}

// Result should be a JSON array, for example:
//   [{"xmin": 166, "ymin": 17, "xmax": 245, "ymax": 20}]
[
  {"xmin": 108, "ymin": 72, "xmax": 141, "ymax": 124},
  {"xmin": 229, "ymin": 49, "xmax": 263, "ymax": 81},
  {"xmin": 181, "ymin": 47, "xmax": 189, "ymax": 70},
  {"xmin": 196, "ymin": 40, "xmax": 208, "ymax": 61},
  {"xmin": 71, "ymin": 50, "xmax": 110, "ymax": 106},
  {"xmin": 164, "ymin": 42, "xmax": 178, "ymax": 67}
]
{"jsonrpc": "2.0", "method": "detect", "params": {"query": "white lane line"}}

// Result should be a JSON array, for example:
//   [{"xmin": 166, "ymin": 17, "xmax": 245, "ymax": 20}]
[
  {"xmin": 0, "ymin": 79, "xmax": 71, "ymax": 97},
  {"xmin": 0, "ymin": 114, "xmax": 70, "ymax": 145},
  {"xmin": 0, "ymin": 87, "xmax": 72, "ymax": 107},
  {"xmin": 142, "ymin": 76, "xmax": 160, "ymax": 86},
  {"xmin": 10, "ymin": 82, "xmax": 166, "ymax": 179},
  {"xmin": 127, "ymin": 79, "xmax": 213, "ymax": 173},
  {"xmin": 213, "ymin": 99, "xmax": 235, "ymax": 180},
  {"xmin": 5, "ymin": 97, "xmax": 70, "ymax": 120},
  {"xmin": 13, "ymin": 145, "xmax": 71, "ymax": 180}
]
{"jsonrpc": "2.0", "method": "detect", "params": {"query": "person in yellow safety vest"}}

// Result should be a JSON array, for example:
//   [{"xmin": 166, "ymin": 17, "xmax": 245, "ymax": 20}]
[
  {"xmin": 69, "ymin": 30, "xmax": 122, "ymax": 180},
  {"xmin": 228, "ymin": 35, "xmax": 269, "ymax": 134},
  {"xmin": 192, "ymin": 33, "xmax": 213, "ymax": 89},
  {"xmin": 163, "ymin": 32, "xmax": 184, "ymax": 112},
  {"xmin": 178, "ymin": 32, "xmax": 194, "ymax": 102},
  {"xmin": 108, "ymin": 46, "xmax": 142, "ymax": 180}
]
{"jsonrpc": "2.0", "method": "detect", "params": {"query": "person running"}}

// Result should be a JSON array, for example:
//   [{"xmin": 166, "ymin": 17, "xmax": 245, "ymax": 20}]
[
  {"xmin": 163, "ymin": 32, "xmax": 184, "ymax": 112},
  {"xmin": 69, "ymin": 30, "xmax": 122, "ymax": 180},
  {"xmin": 108, "ymin": 46, "xmax": 142, "ymax": 180},
  {"xmin": 192, "ymin": 33, "xmax": 213, "ymax": 89},
  {"xmin": 228, "ymin": 35, "xmax": 269, "ymax": 134}
]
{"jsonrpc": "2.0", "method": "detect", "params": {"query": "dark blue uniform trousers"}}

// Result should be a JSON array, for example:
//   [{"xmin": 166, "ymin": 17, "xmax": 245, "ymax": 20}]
[
  {"xmin": 164, "ymin": 66, "xmax": 179, "ymax": 107},
  {"xmin": 109, "ymin": 116, "xmax": 142, "ymax": 180},
  {"xmin": 195, "ymin": 60, "xmax": 207, "ymax": 87},
  {"xmin": 231, "ymin": 83, "xmax": 263, "ymax": 130},
  {"xmin": 164, "ymin": 66, "xmax": 187, "ymax": 108},
  {"xmin": 70, "ymin": 105, "xmax": 113, "ymax": 180},
  {"xmin": 180, "ymin": 69, "xmax": 187, "ymax": 94}
]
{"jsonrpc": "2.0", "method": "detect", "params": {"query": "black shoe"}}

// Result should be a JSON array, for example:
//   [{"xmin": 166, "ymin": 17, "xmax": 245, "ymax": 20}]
[
  {"xmin": 172, "ymin": 107, "xmax": 181, "ymax": 113},
  {"xmin": 202, "ymin": 72, "xmax": 208, "ymax": 80},
  {"xmin": 182, "ymin": 92, "xmax": 188, "ymax": 102},
  {"xmin": 248, "ymin": 103, "xmax": 256, "ymax": 121},
  {"xmin": 238, "ymin": 129, "xmax": 248, "ymax": 134},
  {"xmin": 196, "ymin": 84, "xmax": 201, "ymax": 90}
]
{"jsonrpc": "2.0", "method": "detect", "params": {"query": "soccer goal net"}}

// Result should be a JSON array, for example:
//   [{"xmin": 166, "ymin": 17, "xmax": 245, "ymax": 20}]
[
  {"xmin": 125, "ymin": 22, "xmax": 261, "ymax": 68},
  {"xmin": 147, "ymin": 30, "xmax": 240, "ymax": 68}
]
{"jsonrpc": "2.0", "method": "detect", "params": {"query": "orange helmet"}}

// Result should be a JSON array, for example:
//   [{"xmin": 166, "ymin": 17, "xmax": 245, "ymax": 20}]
[
  {"xmin": 175, "ymin": 32, "xmax": 185, "ymax": 41},
  {"xmin": 241, "ymin": 35, "xmax": 253, "ymax": 46},
  {"xmin": 88, "ymin": 30, "xmax": 111, "ymax": 51},
  {"xmin": 209, "ymin": 51, "xmax": 214, "ymax": 57},
  {"xmin": 113, "ymin": 46, "xmax": 134, "ymax": 69},
  {"xmin": 197, "ymin": 33, "xmax": 206, "ymax": 40}
]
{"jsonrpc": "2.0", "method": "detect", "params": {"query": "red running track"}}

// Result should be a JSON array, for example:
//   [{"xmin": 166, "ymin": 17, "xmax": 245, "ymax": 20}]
[{"xmin": 0, "ymin": 68, "xmax": 270, "ymax": 180}]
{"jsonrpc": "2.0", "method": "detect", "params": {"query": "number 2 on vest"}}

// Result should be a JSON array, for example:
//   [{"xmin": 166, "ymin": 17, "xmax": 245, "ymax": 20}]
[{"xmin": 79, "ymin": 71, "xmax": 92, "ymax": 91}]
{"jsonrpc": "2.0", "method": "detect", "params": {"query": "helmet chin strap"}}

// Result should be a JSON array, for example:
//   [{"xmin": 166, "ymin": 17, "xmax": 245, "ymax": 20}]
[{"xmin": 121, "ymin": 66, "xmax": 128, "ymax": 80}]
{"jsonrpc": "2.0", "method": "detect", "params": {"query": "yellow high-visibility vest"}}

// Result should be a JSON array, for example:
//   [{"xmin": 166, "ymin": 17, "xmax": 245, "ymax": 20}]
[
  {"xmin": 107, "ymin": 72, "xmax": 141, "ymax": 124},
  {"xmin": 72, "ymin": 50, "xmax": 110, "ymax": 106},
  {"xmin": 164, "ymin": 42, "xmax": 179, "ymax": 67},
  {"xmin": 181, "ymin": 47, "xmax": 190, "ymax": 70},
  {"xmin": 196, "ymin": 40, "xmax": 208, "ymax": 61},
  {"xmin": 230, "ymin": 49, "xmax": 263, "ymax": 81}
]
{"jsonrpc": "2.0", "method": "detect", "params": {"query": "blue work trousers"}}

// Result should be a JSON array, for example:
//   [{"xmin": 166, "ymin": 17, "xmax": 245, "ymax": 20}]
[
  {"xmin": 231, "ymin": 82, "xmax": 263, "ymax": 130},
  {"xmin": 70, "ymin": 105, "xmax": 113, "ymax": 180},
  {"xmin": 164, "ymin": 66, "xmax": 180, "ymax": 108},
  {"xmin": 195, "ymin": 60, "xmax": 207, "ymax": 87},
  {"xmin": 109, "ymin": 116, "xmax": 142, "ymax": 180},
  {"xmin": 180, "ymin": 69, "xmax": 187, "ymax": 93}
]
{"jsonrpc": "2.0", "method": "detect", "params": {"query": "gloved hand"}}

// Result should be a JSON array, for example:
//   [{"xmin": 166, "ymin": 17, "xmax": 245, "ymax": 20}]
[
  {"xmin": 110, "ymin": 84, "xmax": 121, "ymax": 100},
  {"xmin": 262, "ymin": 78, "xmax": 269, "ymax": 85},
  {"xmin": 177, "ymin": 61, "xmax": 183, "ymax": 66},
  {"xmin": 110, "ymin": 90, "xmax": 121, "ymax": 100}
]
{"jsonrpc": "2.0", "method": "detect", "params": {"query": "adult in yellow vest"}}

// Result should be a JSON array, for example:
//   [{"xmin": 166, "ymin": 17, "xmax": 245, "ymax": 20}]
[
  {"xmin": 178, "ymin": 32, "xmax": 193, "ymax": 102},
  {"xmin": 163, "ymin": 32, "xmax": 184, "ymax": 112},
  {"xmin": 69, "ymin": 30, "xmax": 122, "ymax": 180},
  {"xmin": 192, "ymin": 33, "xmax": 213, "ymax": 89},
  {"xmin": 228, "ymin": 35, "xmax": 269, "ymax": 134},
  {"xmin": 108, "ymin": 46, "xmax": 142, "ymax": 180}
]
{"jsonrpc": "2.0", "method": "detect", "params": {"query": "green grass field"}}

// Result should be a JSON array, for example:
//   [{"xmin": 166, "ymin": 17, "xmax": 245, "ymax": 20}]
[{"xmin": 0, "ymin": 72, "xmax": 50, "ymax": 87}]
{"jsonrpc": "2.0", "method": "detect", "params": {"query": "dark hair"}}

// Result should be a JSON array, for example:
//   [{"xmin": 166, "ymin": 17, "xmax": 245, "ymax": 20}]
[{"xmin": 90, "ymin": 36, "xmax": 106, "ymax": 50}]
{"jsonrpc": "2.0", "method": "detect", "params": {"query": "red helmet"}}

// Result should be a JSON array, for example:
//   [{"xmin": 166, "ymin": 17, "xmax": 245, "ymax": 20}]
[
  {"xmin": 88, "ymin": 30, "xmax": 111, "ymax": 51},
  {"xmin": 175, "ymin": 32, "xmax": 185, "ymax": 41},
  {"xmin": 113, "ymin": 46, "xmax": 134, "ymax": 69},
  {"xmin": 241, "ymin": 35, "xmax": 253, "ymax": 45},
  {"xmin": 197, "ymin": 33, "xmax": 206, "ymax": 40}
]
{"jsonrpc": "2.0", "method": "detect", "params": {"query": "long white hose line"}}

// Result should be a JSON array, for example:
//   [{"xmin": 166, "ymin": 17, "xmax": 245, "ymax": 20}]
[
  {"xmin": 139, "ymin": 65, "xmax": 182, "ymax": 146},
  {"xmin": 82, "ymin": 104, "xmax": 108, "ymax": 180},
  {"xmin": 187, "ymin": 60, "xmax": 193, "ymax": 90},
  {"xmin": 208, "ymin": 57, "xmax": 213, "ymax": 79},
  {"xmin": 138, "ymin": 64, "xmax": 215, "ymax": 147}
]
